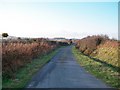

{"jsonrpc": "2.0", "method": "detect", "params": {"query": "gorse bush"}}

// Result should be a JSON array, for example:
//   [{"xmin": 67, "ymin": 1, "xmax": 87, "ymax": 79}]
[{"xmin": 2, "ymin": 38, "xmax": 58, "ymax": 79}]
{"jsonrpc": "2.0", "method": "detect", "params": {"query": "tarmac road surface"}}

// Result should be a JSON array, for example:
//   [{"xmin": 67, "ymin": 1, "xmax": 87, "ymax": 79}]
[{"xmin": 27, "ymin": 46, "xmax": 110, "ymax": 88}]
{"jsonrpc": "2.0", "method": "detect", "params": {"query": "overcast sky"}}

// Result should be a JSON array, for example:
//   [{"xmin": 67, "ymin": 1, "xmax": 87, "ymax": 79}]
[{"xmin": 0, "ymin": 0, "xmax": 118, "ymax": 39}]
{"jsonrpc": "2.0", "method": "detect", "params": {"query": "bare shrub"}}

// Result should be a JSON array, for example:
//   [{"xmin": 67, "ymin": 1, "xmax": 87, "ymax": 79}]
[{"xmin": 75, "ymin": 35, "xmax": 109, "ymax": 55}]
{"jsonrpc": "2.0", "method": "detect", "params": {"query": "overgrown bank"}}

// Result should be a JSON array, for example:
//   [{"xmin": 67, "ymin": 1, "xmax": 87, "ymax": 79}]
[
  {"xmin": 72, "ymin": 46, "xmax": 120, "ymax": 89},
  {"xmin": 2, "ymin": 38, "xmax": 58, "ymax": 80},
  {"xmin": 2, "ymin": 37, "xmax": 72, "ymax": 88},
  {"xmin": 2, "ymin": 47, "xmax": 59, "ymax": 88},
  {"xmin": 75, "ymin": 35, "xmax": 119, "ymax": 68},
  {"xmin": 73, "ymin": 35, "xmax": 120, "ymax": 89}
]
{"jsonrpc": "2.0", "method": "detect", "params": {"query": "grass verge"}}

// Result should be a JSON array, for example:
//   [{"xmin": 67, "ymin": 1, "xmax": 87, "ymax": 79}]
[
  {"xmin": 2, "ymin": 48, "xmax": 59, "ymax": 88},
  {"xmin": 72, "ymin": 46, "xmax": 120, "ymax": 89}
]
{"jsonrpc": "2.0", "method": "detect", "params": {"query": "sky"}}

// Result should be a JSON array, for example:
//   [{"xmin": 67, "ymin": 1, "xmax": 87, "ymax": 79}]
[{"xmin": 0, "ymin": 0, "xmax": 119, "ymax": 39}]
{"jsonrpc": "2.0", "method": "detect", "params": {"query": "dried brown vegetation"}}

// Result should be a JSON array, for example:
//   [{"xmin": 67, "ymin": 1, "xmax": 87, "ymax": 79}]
[
  {"xmin": 75, "ymin": 35, "xmax": 119, "ymax": 68},
  {"xmin": 76, "ymin": 35, "xmax": 109, "ymax": 55},
  {"xmin": 2, "ymin": 38, "xmax": 58, "ymax": 79}
]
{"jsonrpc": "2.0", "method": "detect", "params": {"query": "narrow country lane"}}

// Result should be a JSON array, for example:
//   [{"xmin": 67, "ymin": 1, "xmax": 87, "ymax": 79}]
[{"xmin": 27, "ymin": 46, "xmax": 110, "ymax": 88}]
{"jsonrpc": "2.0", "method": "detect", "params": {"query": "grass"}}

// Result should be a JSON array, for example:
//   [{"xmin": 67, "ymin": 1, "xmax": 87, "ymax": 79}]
[
  {"xmin": 72, "ymin": 46, "xmax": 120, "ymax": 89},
  {"xmin": 92, "ymin": 47, "xmax": 118, "ymax": 67},
  {"xmin": 2, "ymin": 48, "xmax": 59, "ymax": 89}
]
